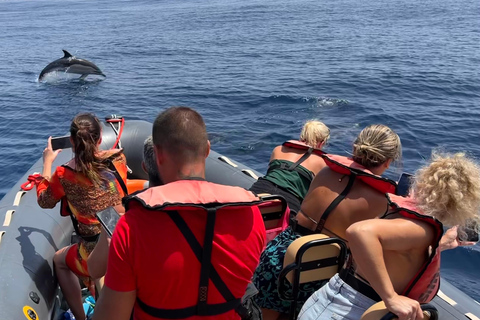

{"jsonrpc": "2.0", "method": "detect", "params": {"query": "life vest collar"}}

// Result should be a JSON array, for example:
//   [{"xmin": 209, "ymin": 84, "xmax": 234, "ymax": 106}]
[
  {"xmin": 322, "ymin": 154, "xmax": 397, "ymax": 195},
  {"xmin": 124, "ymin": 180, "xmax": 262, "ymax": 212},
  {"xmin": 283, "ymin": 140, "xmax": 325, "ymax": 156}
]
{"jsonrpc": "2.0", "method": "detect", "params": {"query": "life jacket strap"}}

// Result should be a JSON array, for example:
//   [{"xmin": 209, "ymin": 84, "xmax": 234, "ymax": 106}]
[
  {"xmin": 136, "ymin": 208, "xmax": 241, "ymax": 318},
  {"xmin": 288, "ymin": 147, "xmax": 314, "ymax": 171},
  {"xmin": 62, "ymin": 197, "xmax": 100, "ymax": 242},
  {"xmin": 198, "ymin": 207, "xmax": 217, "ymax": 312},
  {"xmin": 317, "ymin": 173, "xmax": 356, "ymax": 232},
  {"xmin": 106, "ymin": 159, "xmax": 128, "ymax": 196},
  {"xmin": 136, "ymin": 297, "xmax": 241, "ymax": 319},
  {"xmin": 267, "ymin": 148, "xmax": 315, "ymax": 182}
]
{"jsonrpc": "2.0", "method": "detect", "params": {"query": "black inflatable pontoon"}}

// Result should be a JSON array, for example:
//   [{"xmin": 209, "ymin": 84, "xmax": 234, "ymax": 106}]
[{"xmin": 0, "ymin": 119, "xmax": 479, "ymax": 320}]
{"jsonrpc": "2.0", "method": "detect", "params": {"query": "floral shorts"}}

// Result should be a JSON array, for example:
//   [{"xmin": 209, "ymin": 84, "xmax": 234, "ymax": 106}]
[{"xmin": 252, "ymin": 227, "xmax": 326, "ymax": 314}]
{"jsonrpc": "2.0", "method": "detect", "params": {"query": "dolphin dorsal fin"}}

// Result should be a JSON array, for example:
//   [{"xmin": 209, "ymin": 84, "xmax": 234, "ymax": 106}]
[{"xmin": 62, "ymin": 50, "xmax": 73, "ymax": 58}]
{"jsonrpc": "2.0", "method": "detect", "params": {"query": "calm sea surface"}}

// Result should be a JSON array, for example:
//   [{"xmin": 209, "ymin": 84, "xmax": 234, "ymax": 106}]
[{"xmin": 1, "ymin": 0, "xmax": 479, "ymax": 301}]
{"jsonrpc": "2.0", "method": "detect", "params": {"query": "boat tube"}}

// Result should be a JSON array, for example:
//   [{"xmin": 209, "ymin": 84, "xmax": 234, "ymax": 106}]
[{"xmin": 0, "ymin": 119, "xmax": 479, "ymax": 320}]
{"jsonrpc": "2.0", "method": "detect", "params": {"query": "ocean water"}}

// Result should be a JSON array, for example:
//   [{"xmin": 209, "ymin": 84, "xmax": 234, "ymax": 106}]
[{"xmin": 1, "ymin": 0, "xmax": 479, "ymax": 301}]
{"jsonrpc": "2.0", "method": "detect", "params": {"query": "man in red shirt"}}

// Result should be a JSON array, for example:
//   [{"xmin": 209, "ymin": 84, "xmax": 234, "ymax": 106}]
[{"xmin": 93, "ymin": 107, "xmax": 266, "ymax": 320}]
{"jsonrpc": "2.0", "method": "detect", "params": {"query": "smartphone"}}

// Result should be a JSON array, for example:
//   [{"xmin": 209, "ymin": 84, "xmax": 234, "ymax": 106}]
[
  {"xmin": 397, "ymin": 172, "xmax": 413, "ymax": 197},
  {"xmin": 96, "ymin": 206, "xmax": 121, "ymax": 236},
  {"xmin": 51, "ymin": 135, "xmax": 73, "ymax": 150},
  {"xmin": 459, "ymin": 225, "xmax": 479, "ymax": 242}
]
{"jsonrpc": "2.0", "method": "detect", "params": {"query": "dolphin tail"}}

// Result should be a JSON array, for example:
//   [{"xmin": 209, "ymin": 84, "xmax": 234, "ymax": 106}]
[{"xmin": 62, "ymin": 50, "xmax": 73, "ymax": 58}]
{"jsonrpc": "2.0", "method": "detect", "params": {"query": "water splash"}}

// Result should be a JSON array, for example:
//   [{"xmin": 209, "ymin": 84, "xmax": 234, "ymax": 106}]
[
  {"xmin": 313, "ymin": 97, "xmax": 350, "ymax": 108},
  {"xmin": 37, "ymin": 71, "xmax": 105, "ymax": 84}
]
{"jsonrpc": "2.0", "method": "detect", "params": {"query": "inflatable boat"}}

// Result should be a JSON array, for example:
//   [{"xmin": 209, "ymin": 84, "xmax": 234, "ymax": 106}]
[{"xmin": 0, "ymin": 118, "xmax": 479, "ymax": 320}]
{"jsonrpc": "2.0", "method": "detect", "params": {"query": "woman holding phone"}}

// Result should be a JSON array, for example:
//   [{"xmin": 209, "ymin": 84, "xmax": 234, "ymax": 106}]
[{"xmin": 34, "ymin": 113, "xmax": 127, "ymax": 320}]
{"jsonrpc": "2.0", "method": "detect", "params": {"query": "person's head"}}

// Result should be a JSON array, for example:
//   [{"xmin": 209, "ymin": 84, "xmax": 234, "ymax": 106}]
[
  {"xmin": 413, "ymin": 152, "xmax": 480, "ymax": 229},
  {"xmin": 70, "ymin": 112, "xmax": 105, "ymax": 186},
  {"xmin": 299, "ymin": 120, "xmax": 330, "ymax": 149},
  {"xmin": 143, "ymin": 136, "xmax": 163, "ymax": 187},
  {"xmin": 352, "ymin": 124, "xmax": 402, "ymax": 173},
  {"xmin": 152, "ymin": 107, "xmax": 210, "ymax": 183}
]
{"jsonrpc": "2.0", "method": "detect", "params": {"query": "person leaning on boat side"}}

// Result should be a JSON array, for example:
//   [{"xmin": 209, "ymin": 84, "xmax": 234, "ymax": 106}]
[
  {"xmin": 253, "ymin": 124, "xmax": 401, "ymax": 320},
  {"xmin": 249, "ymin": 120, "xmax": 330, "ymax": 214},
  {"xmin": 34, "ymin": 113, "xmax": 128, "ymax": 320},
  {"xmin": 298, "ymin": 152, "xmax": 480, "ymax": 320},
  {"xmin": 87, "ymin": 135, "xmax": 163, "ymax": 282},
  {"xmin": 93, "ymin": 107, "xmax": 266, "ymax": 320}
]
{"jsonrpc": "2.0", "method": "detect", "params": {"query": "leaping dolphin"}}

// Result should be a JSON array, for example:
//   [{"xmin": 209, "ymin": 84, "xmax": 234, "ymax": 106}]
[{"xmin": 38, "ymin": 50, "xmax": 106, "ymax": 81}]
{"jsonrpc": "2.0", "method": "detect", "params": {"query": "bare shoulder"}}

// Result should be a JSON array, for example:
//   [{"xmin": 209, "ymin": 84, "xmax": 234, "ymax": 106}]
[
  {"xmin": 269, "ymin": 145, "xmax": 288, "ymax": 161},
  {"xmin": 360, "ymin": 216, "xmax": 436, "ymax": 249}
]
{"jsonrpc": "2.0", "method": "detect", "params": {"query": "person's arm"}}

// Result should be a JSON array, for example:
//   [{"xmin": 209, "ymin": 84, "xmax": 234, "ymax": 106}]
[
  {"xmin": 439, "ymin": 225, "xmax": 476, "ymax": 251},
  {"xmin": 87, "ymin": 228, "xmax": 111, "ymax": 280},
  {"xmin": 36, "ymin": 138, "xmax": 64, "ymax": 208},
  {"xmin": 94, "ymin": 214, "xmax": 136, "ymax": 320},
  {"xmin": 345, "ymin": 218, "xmax": 433, "ymax": 320},
  {"xmin": 93, "ymin": 285, "xmax": 136, "ymax": 320},
  {"xmin": 42, "ymin": 136, "xmax": 62, "ymax": 179},
  {"xmin": 88, "ymin": 205, "xmax": 125, "ymax": 280}
]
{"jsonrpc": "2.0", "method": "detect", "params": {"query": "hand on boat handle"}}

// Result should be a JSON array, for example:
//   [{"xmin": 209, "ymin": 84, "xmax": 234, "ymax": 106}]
[{"xmin": 384, "ymin": 294, "xmax": 424, "ymax": 320}]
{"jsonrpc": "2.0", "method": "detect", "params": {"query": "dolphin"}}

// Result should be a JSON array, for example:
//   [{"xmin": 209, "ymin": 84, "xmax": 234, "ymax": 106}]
[{"xmin": 38, "ymin": 50, "xmax": 106, "ymax": 81}]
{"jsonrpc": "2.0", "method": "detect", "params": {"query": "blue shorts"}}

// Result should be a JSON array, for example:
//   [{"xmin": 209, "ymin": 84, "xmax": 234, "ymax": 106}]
[{"xmin": 298, "ymin": 274, "xmax": 376, "ymax": 320}]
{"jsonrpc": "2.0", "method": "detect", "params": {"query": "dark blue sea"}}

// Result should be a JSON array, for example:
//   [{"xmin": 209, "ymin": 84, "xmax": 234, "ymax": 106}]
[{"xmin": 1, "ymin": 0, "xmax": 479, "ymax": 302}]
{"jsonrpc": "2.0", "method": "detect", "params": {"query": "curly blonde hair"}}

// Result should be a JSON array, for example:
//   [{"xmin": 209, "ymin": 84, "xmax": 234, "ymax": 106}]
[
  {"xmin": 413, "ymin": 152, "xmax": 480, "ymax": 229},
  {"xmin": 299, "ymin": 120, "xmax": 330, "ymax": 148},
  {"xmin": 352, "ymin": 124, "xmax": 402, "ymax": 169}
]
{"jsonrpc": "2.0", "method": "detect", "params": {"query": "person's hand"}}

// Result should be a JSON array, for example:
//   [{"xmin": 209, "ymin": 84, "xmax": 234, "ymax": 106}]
[
  {"xmin": 439, "ymin": 226, "xmax": 476, "ymax": 251},
  {"xmin": 43, "ymin": 137, "xmax": 61, "ymax": 164},
  {"xmin": 384, "ymin": 294, "xmax": 423, "ymax": 320}
]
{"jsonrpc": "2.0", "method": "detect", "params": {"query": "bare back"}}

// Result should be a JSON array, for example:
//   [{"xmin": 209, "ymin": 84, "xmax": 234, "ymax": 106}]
[
  {"xmin": 296, "ymin": 166, "xmax": 389, "ymax": 240},
  {"xmin": 354, "ymin": 213, "xmax": 435, "ymax": 294},
  {"xmin": 270, "ymin": 144, "xmax": 326, "ymax": 176}
]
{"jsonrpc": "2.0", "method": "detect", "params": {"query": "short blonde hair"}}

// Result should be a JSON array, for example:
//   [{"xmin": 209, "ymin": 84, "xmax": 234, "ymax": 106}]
[
  {"xmin": 413, "ymin": 152, "xmax": 480, "ymax": 228},
  {"xmin": 352, "ymin": 124, "xmax": 402, "ymax": 169},
  {"xmin": 299, "ymin": 120, "xmax": 330, "ymax": 148}
]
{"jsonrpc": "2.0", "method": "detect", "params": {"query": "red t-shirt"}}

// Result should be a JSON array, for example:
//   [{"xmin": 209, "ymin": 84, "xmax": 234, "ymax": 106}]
[{"xmin": 105, "ymin": 187, "xmax": 266, "ymax": 320}]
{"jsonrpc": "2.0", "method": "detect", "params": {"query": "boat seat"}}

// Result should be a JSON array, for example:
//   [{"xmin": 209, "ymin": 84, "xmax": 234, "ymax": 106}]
[
  {"xmin": 361, "ymin": 301, "xmax": 438, "ymax": 320},
  {"xmin": 278, "ymin": 234, "xmax": 348, "ymax": 320},
  {"xmin": 257, "ymin": 194, "xmax": 290, "ymax": 243}
]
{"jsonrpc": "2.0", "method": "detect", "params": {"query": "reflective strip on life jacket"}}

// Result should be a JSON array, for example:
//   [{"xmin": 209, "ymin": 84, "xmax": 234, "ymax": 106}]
[
  {"xmin": 323, "ymin": 154, "xmax": 397, "ymax": 195},
  {"xmin": 124, "ymin": 180, "xmax": 264, "ymax": 318},
  {"xmin": 386, "ymin": 194, "xmax": 443, "ymax": 303}
]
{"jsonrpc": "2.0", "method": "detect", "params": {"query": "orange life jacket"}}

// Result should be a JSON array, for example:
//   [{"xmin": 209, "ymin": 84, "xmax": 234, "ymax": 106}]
[
  {"xmin": 123, "ymin": 178, "xmax": 266, "ymax": 318},
  {"xmin": 323, "ymin": 154, "xmax": 397, "ymax": 194},
  {"xmin": 386, "ymin": 194, "xmax": 443, "ymax": 303},
  {"xmin": 313, "ymin": 154, "xmax": 397, "ymax": 231}
]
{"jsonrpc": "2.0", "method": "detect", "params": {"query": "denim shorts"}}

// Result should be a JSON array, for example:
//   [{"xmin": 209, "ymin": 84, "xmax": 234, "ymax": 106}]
[{"xmin": 298, "ymin": 274, "xmax": 377, "ymax": 320}]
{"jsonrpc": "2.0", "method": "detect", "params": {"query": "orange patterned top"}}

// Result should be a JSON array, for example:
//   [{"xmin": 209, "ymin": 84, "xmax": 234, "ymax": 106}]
[{"xmin": 36, "ymin": 149, "xmax": 128, "ymax": 239}]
